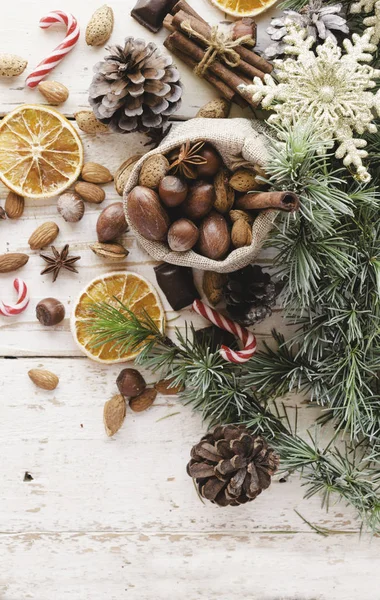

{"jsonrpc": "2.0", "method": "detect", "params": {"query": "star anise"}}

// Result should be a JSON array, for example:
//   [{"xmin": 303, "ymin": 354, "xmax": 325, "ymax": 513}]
[
  {"xmin": 168, "ymin": 140, "xmax": 207, "ymax": 179},
  {"xmin": 40, "ymin": 244, "xmax": 81, "ymax": 282}
]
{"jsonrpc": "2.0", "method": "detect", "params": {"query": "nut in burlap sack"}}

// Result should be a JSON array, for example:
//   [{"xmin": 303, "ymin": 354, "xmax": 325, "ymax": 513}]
[{"xmin": 123, "ymin": 118, "xmax": 278, "ymax": 273}]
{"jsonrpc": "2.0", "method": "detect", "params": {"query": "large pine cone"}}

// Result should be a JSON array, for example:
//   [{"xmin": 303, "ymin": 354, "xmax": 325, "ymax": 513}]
[
  {"xmin": 187, "ymin": 425, "xmax": 279, "ymax": 506},
  {"xmin": 89, "ymin": 38, "xmax": 183, "ymax": 134},
  {"xmin": 223, "ymin": 264, "xmax": 278, "ymax": 326}
]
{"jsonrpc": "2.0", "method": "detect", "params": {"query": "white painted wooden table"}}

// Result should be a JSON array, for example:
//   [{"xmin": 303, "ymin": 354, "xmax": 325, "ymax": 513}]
[{"xmin": 1, "ymin": 2, "xmax": 379, "ymax": 599}]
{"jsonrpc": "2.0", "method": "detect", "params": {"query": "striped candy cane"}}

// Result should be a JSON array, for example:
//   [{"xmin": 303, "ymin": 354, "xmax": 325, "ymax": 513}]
[
  {"xmin": 0, "ymin": 279, "xmax": 29, "ymax": 317},
  {"xmin": 192, "ymin": 299, "xmax": 257, "ymax": 364},
  {"xmin": 26, "ymin": 11, "xmax": 80, "ymax": 88}
]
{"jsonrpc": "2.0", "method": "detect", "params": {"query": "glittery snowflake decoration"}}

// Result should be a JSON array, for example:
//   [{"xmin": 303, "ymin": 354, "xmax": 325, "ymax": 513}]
[
  {"xmin": 239, "ymin": 26, "xmax": 380, "ymax": 182},
  {"xmin": 351, "ymin": 0, "xmax": 377, "ymax": 13}
]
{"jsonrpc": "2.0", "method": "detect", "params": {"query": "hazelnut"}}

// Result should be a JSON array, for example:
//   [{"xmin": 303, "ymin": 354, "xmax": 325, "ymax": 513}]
[
  {"xmin": 36, "ymin": 298, "xmax": 65, "ymax": 326},
  {"xmin": 167, "ymin": 219, "xmax": 199, "ymax": 252},
  {"xmin": 197, "ymin": 145, "xmax": 222, "ymax": 178},
  {"xmin": 116, "ymin": 368, "xmax": 146, "ymax": 398},
  {"xmin": 159, "ymin": 176, "xmax": 188, "ymax": 207},
  {"xmin": 182, "ymin": 180, "xmax": 215, "ymax": 220}
]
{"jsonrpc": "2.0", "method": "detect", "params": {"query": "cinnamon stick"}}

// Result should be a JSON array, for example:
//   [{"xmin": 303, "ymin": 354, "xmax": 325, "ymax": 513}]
[
  {"xmin": 172, "ymin": 10, "xmax": 266, "ymax": 81},
  {"xmin": 164, "ymin": 31, "xmax": 252, "ymax": 104},
  {"xmin": 164, "ymin": 35, "xmax": 247, "ymax": 107},
  {"xmin": 171, "ymin": 0, "xmax": 207, "ymax": 23},
  {"xmin": 170, "ymin": 2, "xmax": 273, "ymax": 75},
  {"xmin": 237, "ymin": 192, "xmax": 300, "ymax": 212}
]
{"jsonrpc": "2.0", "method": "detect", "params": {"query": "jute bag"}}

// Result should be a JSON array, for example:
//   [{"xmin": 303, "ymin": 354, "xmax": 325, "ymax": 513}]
[{"xmin": 123, "ymin": 118, "xmax": 277, "ymax": 273}]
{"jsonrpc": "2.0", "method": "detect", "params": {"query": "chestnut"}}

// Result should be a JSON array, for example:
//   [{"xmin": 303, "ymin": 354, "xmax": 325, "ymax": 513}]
[
  {"xmin": 117, "ymin": 368, "xmax": 146, "ymax": 398},
  {"xmin": 97, "ymin": 202, "xmax": 128, "ymax": 243},
  {"xmin": 198, "ymin": 211, "xmax": 230, "ymax": 260},
  {"xmin": 182, "ymin": 180, "xmax": 215, "ymax": 220},
  {"xmin": 197, "ymin": 144, "xmax": 222, "ymax": 178},
  {"xmin": 159, "ymin": 176, "xmax": 188, "ymax": 207},
  {"xmin": 167, "ymin": 219, "xmax": 199, "ymax": 252}
]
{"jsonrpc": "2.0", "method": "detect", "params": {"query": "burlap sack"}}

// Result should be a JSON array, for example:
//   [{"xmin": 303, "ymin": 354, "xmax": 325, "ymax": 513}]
[{"xmin": 123, "ymin": 118, "xmax": 277, "ymax": 273}]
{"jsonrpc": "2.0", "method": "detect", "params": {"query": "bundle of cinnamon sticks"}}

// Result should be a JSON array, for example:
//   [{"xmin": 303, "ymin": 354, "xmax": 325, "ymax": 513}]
[{"xmin": 163, "ymin": 0, "xmax": 273, "ymax": 107}]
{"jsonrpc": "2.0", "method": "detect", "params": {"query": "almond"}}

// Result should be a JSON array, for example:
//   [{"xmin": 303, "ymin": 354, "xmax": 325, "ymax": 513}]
[
  {"xmin": 231, "ymin": 219, "xmax": 252, "ymax": 248},
  {"xmin": 155, "ymin": 378, "xmax": 185, "ymax": 395},
  {"xmin": 74, "ymin": 110, "xmax": 109, "ymax": 134},
  {"xmin": 75, "ymin": 181, "xmax": 105, "ymax": 204},
  {"xmin": 138, "ymin": 154, "xmax": 169, "ymax": 189},
  {"xmin": 28, "ymin": 368, "xmax": 59, "ymax": 391},
  {"xmin": 28, "ymin": 222, "xmax": 59, "ymax": 250},
  {"xmin": 37, "ymin": 81, "xmax": 69, "ymax": 105},
  {"xmin": 5, "ymin": 191, "xmax": 24, "ymax": 219},
  {"xmin": 214, "ymin": 169, "xmax": 234, "ymax": 214},
  {"xmin": 82, "ymin": 162, "xmax": 113, "ymax": 184},
  {"xmin": 90, "ymin": 241, "xmax": 129, "ymax": 260},
  {"xmin": 86, "ymin": 5, "xmax": 114, "ymax": 47},
  {"xmin": 229, "ymin": 169, "xmax": 260, "ymax": 193},
  {"xmin": 103, "ymin": 394, "xmax": 126, "ymax": 437},
  {"xmin": 0, "ymin": 53, "xmax": 27, "ymax": 76},
  {"xmin": 115, "ymin": 155, "xmax": 142, "ymax": 196},
  {"xmin": 202, "ymin": 271, "xmax": 227, "ymax": 306},
  {"xmin": 229, "ymin": 209, "xmax": 253, "ymax": 224},
  {"xmin": 0, "ymin": 253, "xmax": 29, "ymax": 273},
  {"xmin": 196, "ymin": 98, "xmax": 231, "ymax": 119},
  {"xmin": 129, "ymin": 388, "xmax": 157, "ymax": 412}
]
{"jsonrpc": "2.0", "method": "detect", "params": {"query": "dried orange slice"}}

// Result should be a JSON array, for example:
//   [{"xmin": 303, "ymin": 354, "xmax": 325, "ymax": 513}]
[
  {"xmin": 71, "ymin": 272, "xmax": 165, "ymax": 364},
  {"xmin": 0, "ymin": 104, "xmax": 83, "ymax": 199},
  {"xmin": 210, "ymin": 0, "xmax": 278, "ymax": 17}
]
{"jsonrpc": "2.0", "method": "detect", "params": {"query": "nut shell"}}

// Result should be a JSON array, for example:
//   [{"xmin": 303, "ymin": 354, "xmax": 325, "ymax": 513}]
[
  {"xmin": 213, "ymin": 169, "xmax": 234, "ymax": 214},
  {"xmin": 115, "ymin": 155, "xmax": 142, "ymax": 196},
  {"xmin": 138, "ymin": 154, "xmax": 169, "ymax": 189},
  {"xmin": 97, "ymin": 202, "xmax": 128, "ymax": 242},
  {"xmin": 0, "ymin": 53, "xmax": 27, "ymax": 76},
  {"xmin": 155, "ymin": 378, "xmax": 185, "ymax": 395},
  {"xmin": 203, "ymin": 271, "xmax": 227, "ymax": 306},
  {"xmin": 86, "ymin": 4, "xmax": 114, "ymax": 47},
  {"xmin": 182, "ymin": 181, "xmax": 215, "ymax": 220},
  {"xmin": 117, "ymin": 368, "xmax": 146, "ymax": 398},
  {"xmin": 90, "ymin": 241, "xmax": 129, "ymax": 260},
  {"xmin": 57, "ymin": 192, "xmax": 85, "ymax": 223},
  {"xmin": 103, "ymin": 394, "xmax": 126, "ymax": 437},
  {"xmin": 196, "ymin": 99, "xmax": 231, "ymax": 119},
  {"xmin": 129, "ymin": 388, "xmax": 157, "ymax": 412},
  {"xmin": 229, "ymin": 169, "xmax": 260, "ymax": 193},
  {"xmin": 128, "ymin": 186, "xmax": 170, "ymax": 242},
  {"xmin": 74, "ymin": 110, "xmax": 109, "ymax": 134},
  {"xmin": 231, "ymin": 219, "xmax": 252, "ymax": 248},
  {"xmin": 167, "ymin": 219, "xmax": 199, "ymax": 252},
  {"xmin": 198, "ymin": 211, "xmax": 230, "ymax": 260}
]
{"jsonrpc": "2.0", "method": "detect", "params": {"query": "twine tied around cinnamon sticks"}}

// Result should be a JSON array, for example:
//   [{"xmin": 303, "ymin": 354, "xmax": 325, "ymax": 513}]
[{"xmin": 181, "ymin": 20, "xmax": 254, "ymax": 77}]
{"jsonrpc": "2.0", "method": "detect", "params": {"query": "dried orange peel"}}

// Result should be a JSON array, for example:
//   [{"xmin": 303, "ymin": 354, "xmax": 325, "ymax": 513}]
[
  {"xmin": 71, "ymin": 272, "xmax": 165, "ymax": 364},
  {"xmin": 0, "ymin": 104, "xmax": 83, "ymax": 199},
  {"xmin": 210, "ymin": 0, "xmax": 278, "ymax": 17}
]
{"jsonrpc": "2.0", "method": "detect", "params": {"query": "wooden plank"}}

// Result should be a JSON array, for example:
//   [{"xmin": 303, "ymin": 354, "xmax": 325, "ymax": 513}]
[
  {"xmin": 1, "ymin": 531, "xmax": 379, "ymax": 600},
  {"xmin": 0, "ymin": 0, "xmax": 277, "ymax": 119},
  {"xmin": 0, "ymin": 357, "xmax": 359, "ymax": 533}
]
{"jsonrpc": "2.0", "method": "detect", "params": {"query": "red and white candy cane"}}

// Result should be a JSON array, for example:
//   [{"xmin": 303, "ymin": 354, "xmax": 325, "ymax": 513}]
[
  {"xmin": 0, "ymin": 279, "xmax": 29, "ymax": 317},
  {"xmin": 26, "ymin": 11, "xmax": 80, "ymax": 88},
  {"xmin": 192, "ymin": 299, "xmax": 257, "ymax": 364}
]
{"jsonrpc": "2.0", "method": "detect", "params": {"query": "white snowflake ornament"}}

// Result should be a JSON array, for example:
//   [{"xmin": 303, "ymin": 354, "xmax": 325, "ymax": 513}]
[
  {"xmin": 239, "ymin": 25, "xmax": 380, "ymax": 182},
  {"xmin": 351, "ymin": 0, "xmax": 377, "ymax": 13},
  {"xmin": 362, "ymin": 1, "xmax": 380, "ymax": 44}
]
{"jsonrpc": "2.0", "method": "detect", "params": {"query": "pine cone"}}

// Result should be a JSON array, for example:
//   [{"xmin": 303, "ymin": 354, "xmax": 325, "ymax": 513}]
[
  {"xmin": 223, "ymin": 264, "xmax": 278, "ymax": 326},
  {"xmin": 89, "ymin": 38, "xmax": 183, "ymax": 134},
  {"xmin": 187, "ymin": 425, "xmax": 279, "ymax": 506},
  {"xmin": 264, "ymin": 1, "xmax": 349, "ymax": 59}
]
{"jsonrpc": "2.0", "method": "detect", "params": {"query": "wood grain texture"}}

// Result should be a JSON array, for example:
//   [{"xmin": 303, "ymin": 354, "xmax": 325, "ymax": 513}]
[{"xmin": 1, "ymin": 1, "xmax": 379, "ymax": 598}]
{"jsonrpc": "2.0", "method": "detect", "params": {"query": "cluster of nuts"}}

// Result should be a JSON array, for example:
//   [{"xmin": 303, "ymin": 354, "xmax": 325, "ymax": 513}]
[
  {"xmin": 104, "ymin": 368, "xmax": 184, "ymax": 437},
  {"xmin": 127, "ymin": 142, "xmax": 267, "ymax": 261}
]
